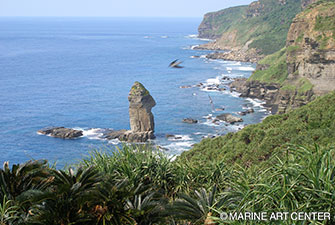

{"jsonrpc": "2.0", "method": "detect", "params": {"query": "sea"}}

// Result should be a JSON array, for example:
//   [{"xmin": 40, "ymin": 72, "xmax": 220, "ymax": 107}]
[{"xmin": 0, "ymin": 17, "xmax": 268, "ymax": 168}]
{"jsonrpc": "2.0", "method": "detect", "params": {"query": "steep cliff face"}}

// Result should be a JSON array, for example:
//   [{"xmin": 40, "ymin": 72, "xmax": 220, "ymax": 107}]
[
  {"xmin": 198, "ymin": 0, "xmax": 302, "ymax": 56},
  {"xmin": 231, "ymin": 1, "xmax": 335, "ymax": 114},
  {"xmin": 286, "ymin": 1, "xmax": 335, "ymax": 96}
]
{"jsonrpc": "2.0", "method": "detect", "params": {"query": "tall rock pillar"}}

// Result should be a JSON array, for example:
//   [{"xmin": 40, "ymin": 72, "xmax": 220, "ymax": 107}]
[{"xmin": 119, "ymin": 82, "xmax": 156, "ymax": 142}]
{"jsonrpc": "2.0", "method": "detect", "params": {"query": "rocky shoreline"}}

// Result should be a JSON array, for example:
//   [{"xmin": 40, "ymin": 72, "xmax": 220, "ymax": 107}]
[
  {"xmin": 229, "ymin": 78, "xmax": 315, "ymax": 114},
  {"xmin": 194, "ymin": 44, "xmax": 262, "ymax": 63}
]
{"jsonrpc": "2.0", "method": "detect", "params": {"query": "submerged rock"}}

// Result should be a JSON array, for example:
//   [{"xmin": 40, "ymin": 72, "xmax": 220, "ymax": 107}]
[
  {"xmin": 238, "ymin": 108, "xmax": 255, "ymax": 116},
  {"xmin": 180, "ymin": 85, "xmax": 192, "ymax": 89},
  {"xmin": 38, "ymin": 127, "xmax": 83, "ymax": 139},
  {"xmin": 104, "ymin": 129, "xmax": 127, "ymax": 140},
  {"xmin": 119, "ymin": 82, "xmax": 156, "ymax": 142},
  {"xmin": 216, "ymin": 113, "xmax": 243, "ymax": 124},
  {"xmin": 182, "ymin": 118, "xmax": 198, "ymax": 124}
]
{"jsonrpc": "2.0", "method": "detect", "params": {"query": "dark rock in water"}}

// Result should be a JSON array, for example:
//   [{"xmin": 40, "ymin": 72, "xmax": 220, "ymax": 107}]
[
  {"xmin": 165, "ymin": 134, "xmax": 182, "ymax": 140},
  {"xmin": 165, "ymin": 134, "xmax": 175, "ymax": 138},
  {"xmin": 238, "ymin": 108, "xmax": 255, "ymax": 116},
  {"xmin": 104, "ymin": 129, "xmax": 127, "ymax": 140},
  {"xmin": 180, "ymin": 85, "xmax": 192, "ymax": 89},
  {"xmin": 38, "ymin": 127, "xmax": 83, "ymax": 139},
  {"xmin": 119, "ymin": 82, "xmax": 156, "ymax": 142},
  {"xmin": 222, "ymin": 76, "xmax": 231, "ymax": 81},
  {"xmin": 182, "ymin": 118, "xmax": 198, "ymax": 124},
  {"xmin": 158, "ymin": 146, "xmax": 169, "ymax": 151},
  {"xmin": 216, "ymin": 113, "xmax": 243, "ymax": 124},
  {"xmin": 119, "ymin": 131, "xmax": 155, "ymax": 142},
  {"xmin": 215, "ymin": 107, "xmax": 225, "ymax": 112}
]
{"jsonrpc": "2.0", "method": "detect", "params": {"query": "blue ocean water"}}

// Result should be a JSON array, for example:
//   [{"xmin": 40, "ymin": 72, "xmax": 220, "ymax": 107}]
[{"xmin": 0, "ymin": 17, "xmax": 268, "ymax": 167}]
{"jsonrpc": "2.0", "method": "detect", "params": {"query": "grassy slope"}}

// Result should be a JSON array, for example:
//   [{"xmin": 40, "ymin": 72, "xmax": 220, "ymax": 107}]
[
  {"xmin": 246, "ymin": 0, "xmax": 302, "ymax": 55},
  {"xmin": 200, "ymin": 0, "xmax": 302, "ymax": 55},
  {"xmin": 250, "ymin": 47, "xmax": 288, "ymax": 84},
  {"xmin": 249, "ymin": 0, "xmax": 335, "ymax": 91},
  {"xmin": 179, "ymin": 91, "xmax": 335, "ymax": 167},
  {"xmin": 199, "ymin": 6, "xmax": 247, "ymax": 39}
]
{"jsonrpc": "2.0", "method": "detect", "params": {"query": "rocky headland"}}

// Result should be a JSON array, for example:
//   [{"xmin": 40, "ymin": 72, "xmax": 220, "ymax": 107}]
[
  {"xmin": 230, "ymin": 0, "xmax": 335, "ymax": 114},
  {"xmin": 196, "ymin": 0, "xmax": 319, "ymax": 63}
]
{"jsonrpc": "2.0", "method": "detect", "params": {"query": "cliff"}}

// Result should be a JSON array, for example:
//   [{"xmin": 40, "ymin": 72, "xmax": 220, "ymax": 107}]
[
  {"xmin": 230, "ymin": 0, "xmax": 335, "ymax": 114},
  {"xmin": 198, "ymin": 0, "xmax": 303, "ymax": 56}
]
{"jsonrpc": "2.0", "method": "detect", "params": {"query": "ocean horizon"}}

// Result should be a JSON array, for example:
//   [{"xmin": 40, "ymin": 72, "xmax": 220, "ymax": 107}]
[{"xmin": 0, "ymin": 17, "xmax": 268, "ymax": 168}]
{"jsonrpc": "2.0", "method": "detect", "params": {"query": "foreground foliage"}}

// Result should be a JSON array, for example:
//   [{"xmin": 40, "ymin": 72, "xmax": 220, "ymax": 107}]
[
  {"xmin": 1, "ymin": 92, "xmax": 335, "ymax": 225},
  {"xmin": 1, "ymin": 143, "xmax": 334, "ymax": 224},
  {"xmin": 180, "ymin": 91, "xmax": 335, "ymax": 168}
]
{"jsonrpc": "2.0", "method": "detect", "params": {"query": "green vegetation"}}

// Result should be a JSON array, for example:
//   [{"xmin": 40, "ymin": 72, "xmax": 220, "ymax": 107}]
[
  {"xmin": 249, "ymin": 48, "xmax": 288, "ymax": 84},
  {"xmin": 201, "ymin": 0, "xmax": 302, "ymax": 55},
  {"xmin": 314, "ymin": 14, "xmax": 335, "ymax": 49},
  {"xmin": 130, "ymin": 81, "xmax": 150, "ymax": 96},
  {"xmin": 2, "ymin": 92, "xmax": 335, "ymax": 224},
  {"xmin": 1, "ymin": 145, "xmax": 335, "ymax": 224},
  {"xmin": 297, "ymin": 78, "xmax": 313, "ymax": 93},
  {"xmin": 314, "ymin": 15, "xmax": 335, "ymax": 32},
  {"xmin": 179, "ymin": 91, "xmax": 335, "ymax": 167},
  {"xmin": 200, "ymin": 6, "xmax": 248, "ymax": 39}
]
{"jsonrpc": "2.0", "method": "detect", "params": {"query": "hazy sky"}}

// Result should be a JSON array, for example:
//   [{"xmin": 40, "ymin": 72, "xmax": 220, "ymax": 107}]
[{"xmin": 0, "ymin": 0, "xmax": 255, "ymax": 17}]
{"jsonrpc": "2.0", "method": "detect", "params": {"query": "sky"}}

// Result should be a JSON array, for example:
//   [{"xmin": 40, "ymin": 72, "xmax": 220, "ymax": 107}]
[{"xmin": 0, "ymin": 0, "xmax": 255, "ymax": 17}]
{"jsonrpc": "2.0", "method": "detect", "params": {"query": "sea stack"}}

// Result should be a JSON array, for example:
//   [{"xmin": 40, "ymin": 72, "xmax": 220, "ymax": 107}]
[{"xmin": 119, "ymin": 82, "xmax": 156, "ymax": 142}]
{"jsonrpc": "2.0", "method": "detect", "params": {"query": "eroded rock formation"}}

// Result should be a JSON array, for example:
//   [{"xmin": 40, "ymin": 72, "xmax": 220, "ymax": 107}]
[
  {"xmin": 119, "ymin": 82, "xmax": 156, "ymax": 142},
  {"xmin": 230, "ymin": 1, "xmax": 335, "ymax": 114},
  {"xmin": 38, "ymin": 127, "xmax": 83, "ymax": 139}
]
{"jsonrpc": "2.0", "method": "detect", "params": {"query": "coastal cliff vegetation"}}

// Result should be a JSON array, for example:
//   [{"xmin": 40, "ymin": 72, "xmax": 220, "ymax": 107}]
[
  {"xmin": 229, "ymin": 0, "xmax": 335, "ymax": 114},
  {"xmin": 2, "ymin": 0, "xmax": 335, "ymax": 224},
  {"xmin": 2, "ymin": 91, "xmax": 335, "ymax": 224},
  {"xmin": 198, "ymin": 0, "xmax": 303, "ymax": 55}
]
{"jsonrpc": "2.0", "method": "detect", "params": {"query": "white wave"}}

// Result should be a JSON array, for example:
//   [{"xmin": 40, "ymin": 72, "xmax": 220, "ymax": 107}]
[
  {"xmin": 202, "ymin": 120, "xmax": 220, "ymax": 127},
  {"xmin": 200, "ymin": 87, "xmax": 219, "ymax": 93},
  {"xmin": 187, "ymin": 34, "xmax": 198, "ymax": 38},
  {"xmin": 229, "ymin": 91, "xmax": 241, "ymax": 98},
  {"xmin": 228, "ymin": 124, "xmax": 245, "ymax": 131},
  {"xmin": 162, "ymin": 141, "xmax": 194, "ymax": 153},
  {"xmin": 245, "ymin": 98, "xmax": 266, "ymax": 108},
  {"xmin": 206, "ymin": 77, "xmax": 221, "ymax": 85},
  {"xmin": 144, "ymin": 36, "xmax": 152, "ymax": 39},
  {"xmin": 108, "ymin": 139, "xmax": 121, "ymax": 145},
  {"xmin": 202, "ymin": 114, "xmax": 213, "ymax": 119},
  {"xmin": 81, "ymin": 128, "xmax": 105, "ymax": 140},
  {"xmin": 228, "ymin": 62, "xmax": 242, "ymax": 66},
  {"xmin": 191, "ymin": 45, "xmax": 199, "ymax": 50},
  {"xmin": 237, "ymin": 66, "xmax": 255, "ymax": 72},
  {"xmin": 200, "ymin": 54, "xmax": 207, "ymax": 58},
  {"xmin": 226, "ymin": 67, "xmax": 233, "ymax": 71},
  {"xmin": 161, "ymin": 36, "xmax": 168, "ymax": 38},
  {"xmin": 167, "ymin": 134, "xmax": 193, "ymax": 141},
  {"xmin": 186, "ymin": 34, "xmax": 212, "ymax": 41},
  {"xmin": 199, "ymin": 38, "xmax": 212, "ymax": 41}
]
